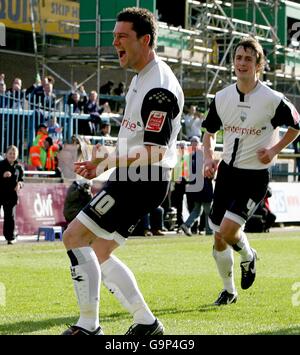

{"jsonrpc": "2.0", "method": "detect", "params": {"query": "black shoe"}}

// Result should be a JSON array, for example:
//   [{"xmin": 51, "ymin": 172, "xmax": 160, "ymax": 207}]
[
  {"xmin": 125, "ymin": 318, "xmax": 164, "ymax": 335},
  {"xmin": 7, "ymin": 240, "xmax": 16, "ymax": 245},
  {"xmin": 214, "ymin": 290, "xmax": 237, "ymax": 306},
  {"xmin": 180, "ymin": 223, "xmax": 192, "ymax": 236},
  {"xmin": 61, "ymin": 325, "xmax": 103, "ymax": 335},
  {"xmin": 240, "ymin": 248, "xmax": 257, "ymax": 290}
]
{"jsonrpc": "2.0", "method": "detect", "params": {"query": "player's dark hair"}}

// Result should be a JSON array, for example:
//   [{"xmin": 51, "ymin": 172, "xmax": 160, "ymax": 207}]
[
  {"xmin": 233, "ymin": 37, "xmax": 265, "ymax": 73},
  {"xmin": 116, "ymin": 7, "xmax": 157, "ymax": 49}
]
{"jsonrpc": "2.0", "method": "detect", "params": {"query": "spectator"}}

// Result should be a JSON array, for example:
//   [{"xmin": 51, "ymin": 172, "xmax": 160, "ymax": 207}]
[
  {"xmin": 113, "ymin": 82, "xmax": 126, "ymax": 112},
  {"xmin": 0, "ymin": 145, "xmax": 24, "ymax": 245},
  {"xmin": 0, "ymin": 76, "xmax": 6, "ymax": 148},
  {"xmin": 192, "ymin": 111, "xmax": 205, "ymax": 138},
  {"xmin": 99, "ymin": 121, "xmax": 111, "ymax": 137},
  {"xmin": 100, "ymin": 80, "xmax": 114, "ymax": 95},
  {"xmin": 0, "ymin": 73, "xmax": 6, "ymax": 98},
  {"xmin": 83, "ymin": 91, "xmax": 105, "ymax": 135},
  {"xmin": 28, "ymin": 76, "xmax": 56, "ymax": 121},
  {"xmin": 172, "ymin": 141, "xmax": 189, "ymax": 231},
  {"xmin": 181, "ymin": 136, "xmax": 213, "ymax": 236},
  {"xmin": 183, "ymin": 105, "xmax": 196, "ymax": 139},
  {"xmin": 26, "ymin": 75, "xmax": 55, "ymax": 99},
  {"xmin": 0, "ymin": 73, "xmax": 6, "ymax": 107},
  {"xmin": 47, "ymin": 116, "xmax": 63, "ymax": 144},
  {"xmin": 31, "ymin": 123, "xmax": 48, "ymax": 147},
  {"xmin": 67, "ymin": 91, "xmax": 87, "ymax": 114},
  {"xmin": 25, "ymin": 73, "xmax": 42, "ymax": 98},
  {"xmin": 36, "ymin": 81, "xmax": 56, "ymax": 111},
  {"xmin": 5, "ymin": 78, "xmax": 25, "ymax": 151},
  {"xmin": 26, "ymin": 76, "xmax": 56, "ymax": 143},
  {"xmin": 6, "ymin": 77, "xmax": 25, "ymax": 109},
  {"xmin": 100, "ymin": 80, "xmax": 114, "ymax": 106},
  {"xmin": 29, "ymin": 136, "xmax": 60, "ymax": 173},
  {"xmin": 183, "ymin": 105, "xmax": 204, "ymax": 140},
  {"xmin": 142, "ymin": 206, "xmax": 166, "ymax": 236},
  {"xmin": 113, "ymin": 81, "xmax": 125, "ymax": 96}
]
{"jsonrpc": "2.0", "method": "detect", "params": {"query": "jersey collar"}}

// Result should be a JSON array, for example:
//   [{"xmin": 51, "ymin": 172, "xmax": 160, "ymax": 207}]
[
  {"xmin": 137, "ymin": 55, "xmax": 159, "ymax": 79},
  {"xmin": 236, "ymin": 80, "xmax": 262, "ymax": 102}
]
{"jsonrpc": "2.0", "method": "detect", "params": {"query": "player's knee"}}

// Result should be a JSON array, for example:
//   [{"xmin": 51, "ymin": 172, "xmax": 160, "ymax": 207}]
[
  {"xmin": 62, "ymin": 227, "xmax": 73, "ymax": 247},
  {"xmin": 214, "ymin": 232, "xmax": 227, "ymax": 250},
  {"xmin": 219, "ymin": 224, "xmax": 240, "ymax": 244},
  {"xmin": 62, "ymin": 225, "xmax": 83, "ymax": 249}
]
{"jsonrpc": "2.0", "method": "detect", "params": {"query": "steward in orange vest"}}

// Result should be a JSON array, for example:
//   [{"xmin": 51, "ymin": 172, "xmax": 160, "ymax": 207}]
[{"xmin": 29, "ymin": 136, "xmax": 60, "ymax": 171}]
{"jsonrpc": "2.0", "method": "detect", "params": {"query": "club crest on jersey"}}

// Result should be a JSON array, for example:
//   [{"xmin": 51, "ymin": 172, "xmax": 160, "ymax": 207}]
[
  {"xmin": 145, "ymin": 111, "xmax": 167, "ymax": 132},
  {"xmin": 240, "ymin": 111, "xmax": 247, "ymax": 122}
]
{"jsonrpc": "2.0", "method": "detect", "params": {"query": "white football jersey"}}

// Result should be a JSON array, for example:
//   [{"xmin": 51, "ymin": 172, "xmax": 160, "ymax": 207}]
[
  {"xmin": 203, "ymin": 81, "xmax": 300, "ymax": 169},
  {"xmin": 117, "ymin": 56, "xmax": 184, "ymax": 169}
]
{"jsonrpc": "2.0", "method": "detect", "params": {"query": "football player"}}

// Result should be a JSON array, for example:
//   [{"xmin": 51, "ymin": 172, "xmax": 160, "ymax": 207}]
[
  {"xmin": 202, "ymin": 37, "xmax": 300, "ymax": 305},
  {"xmin": 61, "ymin": 7, "xmax": 184, "ymax": 335}
]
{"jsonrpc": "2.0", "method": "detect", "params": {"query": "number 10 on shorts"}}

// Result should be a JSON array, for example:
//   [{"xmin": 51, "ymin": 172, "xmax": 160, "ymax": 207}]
[{"xmin": 90, "ymin": 191, "xmax": 115, "ymax": 216}]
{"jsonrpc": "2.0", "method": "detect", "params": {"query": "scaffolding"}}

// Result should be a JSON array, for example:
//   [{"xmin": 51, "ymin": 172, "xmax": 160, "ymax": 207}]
[
  {"xmin": 183, "ymin": 0, "xmax": 300, "ymax": 109},
  {"xmin": 27, "ymin": 0, "xmax": 300, "ymax": 110}
]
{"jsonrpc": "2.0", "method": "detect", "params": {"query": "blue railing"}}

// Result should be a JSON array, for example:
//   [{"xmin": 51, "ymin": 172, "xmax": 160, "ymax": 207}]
[{"xmin": 0, "ymin": 91, "xmax": 122, "ymax": 161}]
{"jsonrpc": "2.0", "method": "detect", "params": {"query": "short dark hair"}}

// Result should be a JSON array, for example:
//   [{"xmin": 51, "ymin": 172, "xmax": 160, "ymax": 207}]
[
  {"xmin": 45, "ymin": 136, "xmax": 53, "ymax": 146},
  {"xmin": 38, "ymin": 123, "xmax": 47, "ymax": 129},
  {"xmin": 233, "ymin": 37, "xmax": 265, "ymax": 73},
  {"xmin": 116, "ymin": 7, "xmax": 157, "ymax": 49}
]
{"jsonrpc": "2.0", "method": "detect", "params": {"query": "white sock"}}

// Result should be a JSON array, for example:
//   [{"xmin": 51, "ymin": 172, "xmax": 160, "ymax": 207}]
[
  {"xmin": 234, "ymin": 231, "xmax": 253, "ymax": 262},
  {"xmin": 101, "ymin": 255, "xmax": 155, "ymax": 325},
  {"xmin": 67, "ymin": 247, "xmax": 101, "ymax": 331},
  {"xmin": 213, "ymin": 246, "xmax": 236, "ymax": 294}
]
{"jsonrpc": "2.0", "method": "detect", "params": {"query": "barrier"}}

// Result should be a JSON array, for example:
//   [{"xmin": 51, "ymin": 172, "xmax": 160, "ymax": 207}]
[
  {"xmin": 0, "ymin": 182, "xmax": 69, "ymax": 236},
  {"xmin": 268, "ymin": 182, "xmax": 300, "ymax": 223},
  {"xmin": 0, "ymin": 92, "xmax": 122, "ymax": 161}
]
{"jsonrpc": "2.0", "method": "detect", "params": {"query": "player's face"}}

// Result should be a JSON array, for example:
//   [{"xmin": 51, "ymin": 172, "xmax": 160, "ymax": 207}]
[
  {"xmin": 113, "ymin": 21, "xmax": 148, "ymax": 71},
  {"xmin": 234, "ymin": 46, "xmax": 260, "ymax": 82}
]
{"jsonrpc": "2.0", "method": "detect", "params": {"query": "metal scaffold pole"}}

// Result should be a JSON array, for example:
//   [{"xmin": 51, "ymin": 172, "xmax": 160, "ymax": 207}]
[
  {"xmin": 96, "ymin": 0, "xmax": 101, "ymax": 95},
  {"xmin": 29, "ymin": 0, "xmax": 39, "ymax": 76}
]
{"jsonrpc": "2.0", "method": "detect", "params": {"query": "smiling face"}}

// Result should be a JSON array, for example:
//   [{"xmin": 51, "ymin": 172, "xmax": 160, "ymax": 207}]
[
  {"xmin": 113, "ymin": 21, "xmax": 150, "ymax": 72},
  {"xmin": 6, "ymin": 147, "xmax": 18, "ymax": 164},
  {"xmin": 234, "ymin": 46, "xmax": 260, "ymax": 83}
]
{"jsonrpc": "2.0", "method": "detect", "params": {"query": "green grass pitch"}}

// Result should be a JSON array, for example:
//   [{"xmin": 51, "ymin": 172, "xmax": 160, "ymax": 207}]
[{"xmin": 0, "ymin": 231, "xmax": 299, "ymax": 335}]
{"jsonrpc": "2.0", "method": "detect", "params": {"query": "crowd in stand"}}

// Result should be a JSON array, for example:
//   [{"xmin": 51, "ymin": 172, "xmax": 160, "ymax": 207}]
[{"xmin": 0, "ymin": 73, "xmax": 126, "ymax": 174}]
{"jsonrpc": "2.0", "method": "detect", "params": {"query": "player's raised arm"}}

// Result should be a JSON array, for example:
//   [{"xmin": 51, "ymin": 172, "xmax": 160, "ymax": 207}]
[{"xmin": 257, "ymin": 128, "xmax": 299, "ymax": 164}]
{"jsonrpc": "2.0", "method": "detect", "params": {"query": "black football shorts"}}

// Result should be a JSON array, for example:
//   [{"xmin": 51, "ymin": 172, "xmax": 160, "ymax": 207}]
[
  {"xmin": 77, "ymin": 166, "xmax": 170, "ymax": 243},
  {"xmin": 209, "ymin": 160, "xmax": 269, "ymax": 231}
]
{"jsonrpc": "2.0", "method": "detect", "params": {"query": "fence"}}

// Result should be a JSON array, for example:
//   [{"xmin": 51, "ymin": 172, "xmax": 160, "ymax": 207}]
[{"xmin": 0, "ymin": 91, "xmax": 122, "ymax": 162}]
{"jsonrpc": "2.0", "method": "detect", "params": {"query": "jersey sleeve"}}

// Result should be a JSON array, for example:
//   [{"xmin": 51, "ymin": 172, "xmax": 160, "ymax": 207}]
[
  {"xmin": 271, "ymin": 97, "xmax": 300, "ymax": 130},
  {"xmin": 141, "ymin": 88, "xmax": 180, "ymax": 146},
  {"xmin": 202, "ymin": 99, "xmax": 222, "ymax": 133}
]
